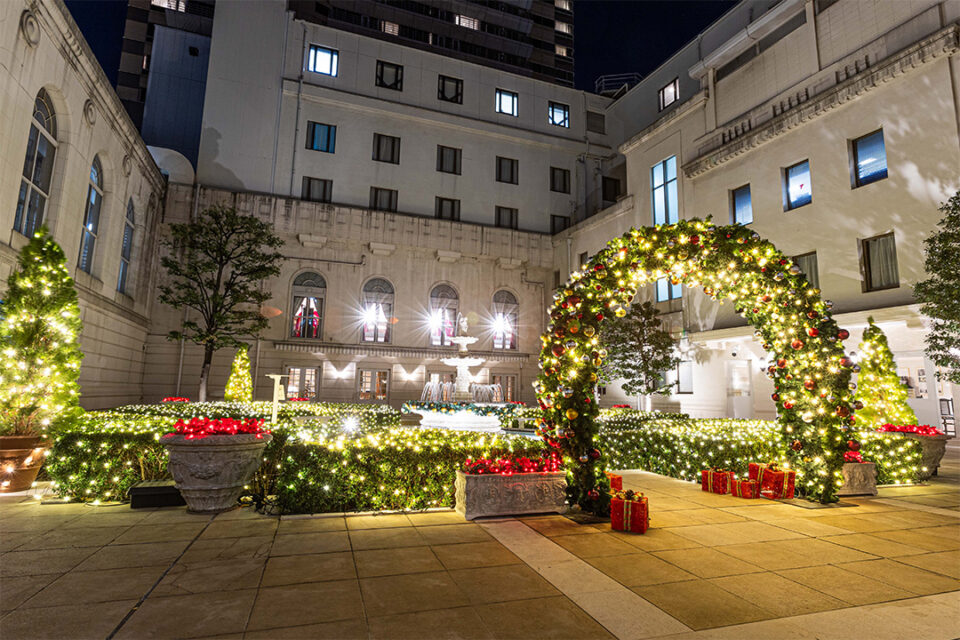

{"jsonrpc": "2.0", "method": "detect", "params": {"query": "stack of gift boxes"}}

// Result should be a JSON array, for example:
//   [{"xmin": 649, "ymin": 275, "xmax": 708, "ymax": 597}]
[
  {"xmin": 701, "ymin": 463, "xmax": 796, "ymax": 500},
  {"xmin": 606, "ymin": 473, "xmax": 649, "ymax": 534}
]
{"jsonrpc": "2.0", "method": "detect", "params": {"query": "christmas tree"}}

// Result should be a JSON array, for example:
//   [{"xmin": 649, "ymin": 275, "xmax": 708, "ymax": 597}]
[
  {"xmin": 0, "ymin": 227, "xmax": 83, "ymax": 435},
  {"xmin": 224, "ymin": 345, "xmax": 253, "ymax": 403},
  {"xmin": 853, "ymin": 317, "xmax": 917, "ymax": 429}
]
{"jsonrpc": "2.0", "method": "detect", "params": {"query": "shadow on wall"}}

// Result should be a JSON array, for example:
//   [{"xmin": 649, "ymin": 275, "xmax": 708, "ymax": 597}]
[{"xmin": 197, "ymin": 128, "xmax": 244, "ymax": 191}]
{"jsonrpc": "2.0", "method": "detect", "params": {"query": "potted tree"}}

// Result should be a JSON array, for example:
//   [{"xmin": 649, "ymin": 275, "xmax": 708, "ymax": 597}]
[{"xmin": 0, "ymin": 228, "xmax": 83, "ymax": 492}]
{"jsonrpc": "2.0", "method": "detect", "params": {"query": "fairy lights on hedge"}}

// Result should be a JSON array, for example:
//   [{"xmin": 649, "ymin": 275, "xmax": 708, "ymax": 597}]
[{"xmin": 536, "ymin": 218, "xmax": 859, "ymax": 509}]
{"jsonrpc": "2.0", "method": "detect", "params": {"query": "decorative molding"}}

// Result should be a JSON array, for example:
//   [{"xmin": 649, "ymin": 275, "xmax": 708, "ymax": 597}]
[
  {"xmin": 683, "ymin": 25, "xmax": 960, "ymax": 178},
  {"xmin": 122, "ymin": 155, "xmax": 132, "ymax": 177},
  {"xmin": 620, "ymin": 92, "xmax": 707, "ymax": 155},
  {"xmin": 369, "ymin": 242, "xmax": 396, "ymax": 256},
  {"xmin": 273, "ymin": 340, "xmax": 532, "ymax": 362},
  {"xmin": 455, "ymin": 470, "xmax": 567, "ymax": 520},
  {"xmin": 83, "ymin": 98, "xmax": 97, "ymax": 126},
  {"xmin": 437, "ymin": 250, "xmax": 461, "ymax": 263},
  {"xmin": 497, "ymin": 257, "xmax": 524, "ymax": 270},
  {"xmin": 298, "ymin": 234, "xmax": 328, "ymax": 249},
  {"xmin": 19, "ymin": 9, "xmax": 40, "ymax": 46}
]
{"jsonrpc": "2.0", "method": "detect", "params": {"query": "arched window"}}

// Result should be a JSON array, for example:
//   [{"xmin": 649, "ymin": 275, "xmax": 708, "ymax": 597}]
[
  {"xmin": 14, "ymin": 89, "xmax": 58, "ymax": 237},
  {"xmin": 492, "ymin": 289, "xmax": 518, "ymax": 350},
  {"xmin": 362, "ymin": 277, "xmax": 394, "ymax": 343},
  {"xmin": 78, "ymin": 156, "xmax": 103, "ymax": 273},
  {"xmin": 291, "ymin": 272, "xmax": 326, "ymax": 339},
  {"xmin": 429, "ymin": 284, "xmax": 458, "ymax": 346},
  {"xmin": 117, "ymin": 199, "xmax": 135, "ymax": 294}
]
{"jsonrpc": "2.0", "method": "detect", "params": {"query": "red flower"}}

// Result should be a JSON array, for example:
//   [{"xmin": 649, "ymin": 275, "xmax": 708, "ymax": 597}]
[
  {"xmin": 162, "ymin": 397, "xmax": 190, "ymax": 403},
  {"xmin": 844, "ymin": 451, "xmax": 864, "ymax": 463},
  {"xmin": 163, "ymin": 417, "xmax": 271, "ymax": 440},
  {"xmin": 462, "ymin": 452, "xmax": 561, "ymax": 475},
  {"xmin": 876, "ymin": 424, "xmax": 942, "ymax": 436}
]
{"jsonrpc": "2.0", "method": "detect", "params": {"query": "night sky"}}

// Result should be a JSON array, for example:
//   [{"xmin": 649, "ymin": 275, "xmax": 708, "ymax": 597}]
[{"xmin": 65, "ymin": 0, "xmax": 737, "ymax": 93}]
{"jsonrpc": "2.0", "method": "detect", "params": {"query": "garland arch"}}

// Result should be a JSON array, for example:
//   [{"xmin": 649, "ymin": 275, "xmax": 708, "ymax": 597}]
[{"xmin": 535, "ymin": 219, "xmax": 858, "ymax": 511}]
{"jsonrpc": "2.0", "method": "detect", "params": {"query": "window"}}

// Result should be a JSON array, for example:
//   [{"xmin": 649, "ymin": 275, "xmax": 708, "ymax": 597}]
[
  {"xmin": 555, "ymin": 0, "xmax": 572, "ymax": 10},
  {"xmin": 291, "ymin": 272, "xmax": 326, "ymax": 339},
  {"xmin": 784, "ymin": 160, "xmax": 812, "ymax": 210},
  {"xmin": 852, "ymin": 130, "xmax": 887, "ymax": 187},
  {"xmin": 286, "ymin": 367, "xmax": 320, "ymax": 399},
  {"xmin": 658, "ymin": 78, "xmax": 679, "ymax": 111},
  {"xmin": 578, "ymin": 251, "xmax": 588, "ymax": 267},
  {"xmin": 376, "ymin": 60, "xmax": 403, "ymax": 90},
  {"xmin": 548, "ymin": 101, "xmax": 570, "ymax": 127},
  {"xmin": 429, "ymin": 284, "xmax": 458, "ymax": 346},
  {"xmin": 862, "ymin": 233, "xmax": 899, "ymax": 291},
  {"xmin": 15, "ymin": 89, "xmax": 57, "ymax": 238},
  {"xmin": 555, "ymin": 45, "xmax": 571, "ymax": 57},
  {"xmin": 435, "ymin": 197, "xmax": 460, "ymax": 221},
  {"xmin": 555, "ymin": 22, "xmax": 572, "ymax": 35},
  {"xmin": 437, "ymin": 146, "xmax": 461, "ymax": 174},
  {"xmin": 306, "ymin": 121, "xmax": 336, "ymax": 153},
  {"xmin": 78, "ymin": 156, "xmax": 104, "ymax": 274},
  {"xmin": 492, "ymin": 290, "xmax": 518, "ymax": 350},
  {"xmin": 302, "ymin": 177, "xmax": 332, "ymax": 203},
  {"xmin": 731, "ymin": 184, "xmax": 752, "ymax": 225},
  {"xmin": 495, "ymin": 89, "xmax": 518, "ymax": 116},
  {"xmin": 369, "ymin": 187, "xmax": 398, "ymax": 212},
  {"xmin": 602, "ymin": 177, "xmax": 620, "ymax": 203},
  {"xmin": 586, "ymin": 111, "xmax": 605, "ymax": 134},
  {"xmin": 361, "ymin": 278, "xmax": 394, "ymax": 342},
  {"xmin": 656, "ymin": 277, "xmax": 682, "ymax": 302},
  {"xmin": 492, "ymin": 374, "xmax": 517, "ymax": 402},
  {"xmin": 307, "ymin": 45, "xmax": 338, "ymax": 76},
  {"xmin": 551, "ymin": 215, "xmax": 570, "ymax": 234},
  {"xmin": 358, "ymin": 370, "xmax": 389, "ymax": 402},
  {"xmin": 496, "ymin": 157, "xmax": 518, "ymax": 184},
  {"xmin": 550, "ymin": 167, "xmax": 570, "ymax": 193},
  {"xmin": 793, "ymin": 252, "xmax": 820, "ymax": 289},
  {"xmin": 438, "ymin": 75, "xmax": 463, "ymax": 103},
  {"xmin": 380, "ymin": 20, "xmax": 399, "ymax": 36},
  {"xmin": 495, "ymin": 206, "xmax": 518, "ymax": 229},
  {"xmin": 676, "ymin": 361, "xmax": 693, "ymax": 394},
  {"xmin": 151, "ymin": 0, "xmax": 185, "ymax": 10},
  {"xmin": 372, "ymin": 133, "xmax": 400, "ymax": 164},
  {"xmin": 455, "ymin": 14, "xmax": 479, "ymax": 30},
  {"xmin": 117, "ymin": 200, "xmax": 135, "ymax": 294},
  {"xmin": 652, "ymin": 156, "xmax": 678, "ymax": 224}
]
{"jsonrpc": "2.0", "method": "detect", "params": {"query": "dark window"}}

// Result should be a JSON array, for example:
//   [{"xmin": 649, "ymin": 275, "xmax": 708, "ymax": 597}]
[
  {"xmin": 188, "ymin": 46, "xmax": 199, "ymax": 57},
  {"xmin": 437, "ymin": 145, "xmax": 461, "ymax": 174},
  {"xmin": 495, "ymin": 206, "xmax": 518, "ymax": 229},
  {"xmin": 372, "ymin": 133, "xmax": 400, "ymax": 164},
  {"xmin": 376, "ymin": 60, "xmax": 403, "ymax": 90},
  {"xmin": 602, "ymin": 176, "xmax": 620, "ymax": 203},
  {"xmin": 548, "ymin": 101, "xmax": 569, "ymax": 127},
  {"xmin": 551, "ymin": 215, "xmax": 570, "ymax": 234},
  {"xmin": 306, "ymin": 121, "xmax": 336, "ymax": 153},
  {"xmin": 302, "ymin": 177, "xmax": 332, "ymax": 203},
  {"xmin": 496, "ymin": 157, "xmax": 518, "ymax": 184},
  {"xmin": 852, "ymin": 129, "xmax": 887, "ymax": 187},
  {"xmin": 784, "ymin": 160, "xmax": 812, "ymax": 210},
  {"xmin": 731, "ymin": 184, "xmax": 752, "ymax": 224},
  {"xmin": 793, "ymin": 252, "xmax": 820, "ymax": 289},
  {"xmin": 550, "ymin": 167, "xmax": 570, "ymax": 193},
  {"xmin": 586, "ymin": 110, "xmax": 605, "ymax": 134},
  {"xmin": 370, "ymin": 187, "xmax": 398, "ymax": 212},
  {"xmin": 438, "ymin": 75, "xmax": 463, "ymax": 103},
  {"xmin": 658, "ymin": 78, "xmax": 679, "ymax": 111},
  {"xmin": 435, "ymin": 197, "xmax": 460, "ymax": 221},
  {"xmin": 862, "ymin": 233, "xmax": 899, "ymax": 291}
]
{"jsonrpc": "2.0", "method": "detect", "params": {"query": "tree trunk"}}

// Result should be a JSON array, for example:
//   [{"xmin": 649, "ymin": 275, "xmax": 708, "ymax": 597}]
[{"xmin": 198, "ymin": 344, "xmax": 215, "ymax": 402}]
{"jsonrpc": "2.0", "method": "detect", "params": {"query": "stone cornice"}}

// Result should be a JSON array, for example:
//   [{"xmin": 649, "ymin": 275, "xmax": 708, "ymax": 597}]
[
  {"xmin": 682, "ymin": 24, "xmax": 960, "ymax": 179},
  {"xmin": 273, "ymin": 341, "xmax": 533, "ymax": 362}
]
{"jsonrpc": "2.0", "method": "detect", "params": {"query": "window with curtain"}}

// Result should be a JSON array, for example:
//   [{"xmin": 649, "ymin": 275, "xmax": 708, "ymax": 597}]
[
  {"xmin": 15, "ymin": 89, "xmax": 58, "ymax": 238},
  {"xmin": 793, "ymin": 252, "xmax": 820, "ymax": 289},
  {"xmin": 307, "ymin": 45, "xmax": 338, "ymax": 76},
  {"xmin": 438, "ymin": 75, "xmax": 463, "ymax": 103},
  {"xmin": 117, "ymin": 199, "xmax": 135, "ymax": 294},
  {"xmin": 372, "ymin": 133, "xmax": 400, "ymax": 164},
  {"xmin": 79, "ymin": 156, "xmax": 104, "ymax": 274},
  {"xmin": 862, "ymin": 233, "xmax": 899, "ymax": 291},
  {"xmin": 429, "ymin": 284, "xmax": 458, "ymax": 346},
  {"xmin": 548, "ymin": 101, "xmax": 569, "ymax": 127},
  {"xmin": 291, "ymin": 272, "xmax": 326, "ymax": 339},
  {"xmin": 495, "ymin": 89, "xmax": 518, "ymax": 116},
  {"xmin": 306, "ymin": 122, "xmax": 336, "ymax": 153},
  {"xmin": 436, "ymin": 146, "xmax": 461, "ymax": 174},
  {"xmin": 853, "ymin": 130, "xmax": 887, "ymax": 187},
  {"xmin": 362, "ymin": 278, "xmax": 394, "ymax": 342},
  {"xmin": 435, "ymin": 197, "xmax": 460, "ymax": 221},
  {"xmin": 376, "ymin": 60, "xmax": 403, "ymax": 90},
  {"xmin": 651, "ymin": 156, "xmax": 678, "ymax": 225},
  {"xmin": 492, "ymin": 290, "xmax": 518, "ymax": 350},
  {"xmin": 550, "ymin": 167, "xmax": 570, "ymax": 193},
  {"xmin": 286, "ymin": 367, "xmax": 320, "ymax": 399},
  {"xmin": 358, "ymin": 370, "xmax": 389, "ymax": 401}
]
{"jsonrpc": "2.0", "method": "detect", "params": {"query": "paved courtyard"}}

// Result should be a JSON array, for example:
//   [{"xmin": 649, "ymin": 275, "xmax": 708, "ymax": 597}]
[{"xmin": 2, "ymin": 450, "xmax": 959, "ymax": 640}]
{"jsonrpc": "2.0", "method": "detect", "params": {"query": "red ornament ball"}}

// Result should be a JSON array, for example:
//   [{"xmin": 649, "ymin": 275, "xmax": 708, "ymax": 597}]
[
  {"xmin": 848, "ymin": 439, "xmax": 861, "ymax": 452},
  {"xmin": 807, "ymin": 327, "xmax": 819, "ymax": 337},
  {"xmin": 791, "ymin": 339, "xmax": 804, "ymax": 350},
  {"xmin": 791, "ymin": 439, "xmax": 803, "ymax": 451},
  {"xmin": 804, "ymin": 380, "xmax": 815, "ymax": 390},
  {"xmin": 587, "ymin": 489, "xmax": 600, "ymax": 500},
  {"xmin": 837, "ymin": 329, "xmax": 850, "ymax": 340}
]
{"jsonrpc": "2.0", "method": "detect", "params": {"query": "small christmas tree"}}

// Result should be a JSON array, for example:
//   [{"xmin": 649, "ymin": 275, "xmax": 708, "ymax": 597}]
[
  {"xmin": 224, "ymin": 345, "xmax": 253, "ymax": 403},
  {"xmin": 853, "ymin": 317, "xmax": 917, "ymax": 430},
  {"xmin": 0, "ymin": 227, "xmax": 83, "ymax": 435}
]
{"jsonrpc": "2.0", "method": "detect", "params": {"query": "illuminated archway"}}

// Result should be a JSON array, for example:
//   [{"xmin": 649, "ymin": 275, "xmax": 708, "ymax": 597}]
[{"xmin": 535, "ymin": 219, "xmax": 856, "ymax": 511}]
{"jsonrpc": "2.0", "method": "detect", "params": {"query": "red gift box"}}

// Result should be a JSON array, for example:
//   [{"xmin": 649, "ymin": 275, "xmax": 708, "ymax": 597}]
[
  {"xmin": 606, "ymin": 472, "xmax": 623, "ymax": 491},
  {"xmin": 749, "ymin": 462, "xmax": 796, "ymax": 499},
  {"xmin": 701, "ymin": 468, "xmax": 732, "ymax": 494},
  {"xmin": 731, "ymin": 478, "xmax": 759, "ymax": 499},
  {"xmin": 610, "ymin": 495, "xmax": 649, "ymax": 534}
]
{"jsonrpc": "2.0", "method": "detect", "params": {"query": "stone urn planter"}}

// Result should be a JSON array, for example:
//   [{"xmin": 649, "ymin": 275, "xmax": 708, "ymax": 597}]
[
  {"xmin": 164, "ymin": 433, "xmax": 272, "ymax": 513},
  {"xmin": 902, "ymin": 433, "xmax": 952, "ymax": 481},
  {"xmin": 837, "ymin": 462, "xmax": 877, "ymax": 497},
  {"xmin": 455, "ymin": 470, "xmax": 567, "ymax": 520},
  {"xmin": 0, "ymin": 435, "xmax": 48, "ymax": 492}
]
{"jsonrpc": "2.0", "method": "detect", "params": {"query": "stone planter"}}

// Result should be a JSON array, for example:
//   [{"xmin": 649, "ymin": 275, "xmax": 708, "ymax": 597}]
[
  {"xmin": 902, "ymin": 433, "xmax": 952, "ymax": 481},
  {"xmin": 455, "ymin": 470, "xmax": 567, "ymax": 520},
  {"xmin": 164, "ymin": 433, "xmax": 271, "ymax": 513},
  {"xmin": 0, "ymin": 435, "xmax": 48, "ymax": 492},
  {"xmin": 838, "ymin": 462, "xmax": 877, "ymax": 497}
]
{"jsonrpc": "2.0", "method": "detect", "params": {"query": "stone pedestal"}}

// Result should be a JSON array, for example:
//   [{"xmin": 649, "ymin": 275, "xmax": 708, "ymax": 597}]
[
  {"xmin": 455, "ymin": 470, "xmax": 567, "ymax": 520},
  {"xmin": 903, "ymin": 433, "xmax": 952, "ymax": 480},
  {"xmin": 838, "ymin": 462, "xmax": 877, "ymax": 497}
]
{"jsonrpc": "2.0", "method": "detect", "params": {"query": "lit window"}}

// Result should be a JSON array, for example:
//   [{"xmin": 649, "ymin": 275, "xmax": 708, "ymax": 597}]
[
  {"xmin": 358, "ymin": 370, "xmax": 389, "ymax": 402},
  {"xmin": 286, "ymin": 367, "xmax": 319, "ymax": 399},
  {"xmin": 435, "ymin": 197, "xmax": 460, "ymax": 221},
  {"xmin": 862, "ymin": 233, "xmax": 899, "ymax": 291},
  {"xmin": 15, "ymin": 90, "xmax": 57, "ymax": 238},
  {"xmin": 438, "ymin": 75, "xmax": 463, "ymax": 104},
  {"xmin": 495, "ymin": 89, "xmax": 518, "ymax": 116},
  {"xmin": 151, "ymin": 0, "xmax": 185, "ymax": 11},
  {"xmin": 656, "ymin": 277, "xmax": 681, "ymax": 302},
  {"xmin": 117, "ymin": 200, "xmax": 135, "ymax": 294},
  {"xmin": 429, "ymin": 284, "xmax": 458, "ymax": 347},
  {"xmin": 731, "ymin": 184, "xmax": 752, "ymax": 225},
  {"xmin": 548, "ymin": 101, "xmax": 569, "ymax": 127},
  {"xmin": 291, "ymin": 272, "xmax": 326, "ymax": 339},
  {"xmin": 376, "ymin": 60, "xmax": 403, "ymax": 91},
  {"xmin": 302, "ymin": 177, "xmax": 332, "ymax": 203},
  {"xmin": 658, "ymin": 78, "xmax": 679, "ymax": 111},
  {"xmin": 492, "ymin": 290, "xmax": 518, "ymax": 350},
  {"xmin": 306, "ymin": 121, "xmax": 336, "ymax": 153},
  {"xmin": 784, "ymin": 160, "xmax": 812, "ymax": 210},
  {"xmin": 555, "ymin": 45, "xmax": 571, "ymax": 57},
  {"xmin": 361, "ymin": 278, "xmax": 394, "ymax": 342},
  {"xmin": 555, "ymin": 22, "xmax": 572, "ymax": 35},
  {"xmin": 372, "ymin": 133, "xmax": 400, "ymax": 164},
  {"xmin": 78, "ymin": 156, "xmax": 103, "ymax": 274},
  {"xmin": 455, "ymin": 15, "xmax": 479, "ymax": 30},
  {"xmin": 369, "ymin": 187, "xmax": 398, "ymax": 212},
  {"xmin": 676, "ymin": 361, "xmax": 693, "ymax": 394},
  {"xmin": 380, "ymin": 20, "xmax": 399, "ymax": 36},
  {"xmin": 307, "ymin": 45, "xmax": 338, "ymax": 76},
  {"xmin": 496, "ymin": 157, "xmax": 518, "ymax": 184},
  {"xmin": 793, "ymin": 252, "xmax": 819, "ymax": 289},
  {"xmin": 555, "ymin": 0, "xmax": 572, "ymax": 10},
  {"xmin": 437, "ymin": 145, "xmax": 461, "ymax": 174},
  {"xmin": 652, "ymin": 156, "xmax": 678, "ymax": 225},
  {"xmin": 853, "ymin": 129, "xmax": 887, "ymax": 187},
  {"xmin": 550, "ymin": 167, "xmax": 570, "ymax": 193},
  {"xmin": 495, "ymin": 206, "xmax": 518, "ymax": 229},
  {"xmin": 491, "ymin": 374, "xmax": 517, "ymax": 402}
]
